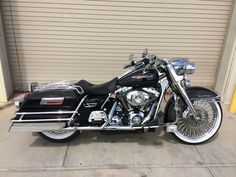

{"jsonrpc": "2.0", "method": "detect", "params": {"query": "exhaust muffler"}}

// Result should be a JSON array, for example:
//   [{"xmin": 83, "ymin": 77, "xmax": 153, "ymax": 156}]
[{"xmin": 9, "ymin": 122, "xmax": 66, "ymax": 132}]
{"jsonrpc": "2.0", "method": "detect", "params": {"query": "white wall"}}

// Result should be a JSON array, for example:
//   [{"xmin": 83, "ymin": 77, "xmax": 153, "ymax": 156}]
[
  {"xmin": 224, "ymin": 43, "xmax": 236, "ymax": 104},
  {"xmin": 0, "ymin": 13, "xmax": 12, "ymax": 102}
]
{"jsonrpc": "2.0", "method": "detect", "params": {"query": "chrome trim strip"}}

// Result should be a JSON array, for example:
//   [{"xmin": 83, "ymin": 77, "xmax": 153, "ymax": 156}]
[
  {"xmin": 16, "ymin": 111, "xmax": 75, "ymax": 115},
  {"xmin": 101, "ymin": 94, "xmax": 111, "ymax": 109},
  {"xmin": 40, "ymin": 97, "xmax": 64, "ymax": 101},
  {"xmin": 12, "ymin": 118, "xmax": 71, "ymax": 122},
  {"xmin": 40, "ymin": 97, "xmax": 64, "ymax": 105}
]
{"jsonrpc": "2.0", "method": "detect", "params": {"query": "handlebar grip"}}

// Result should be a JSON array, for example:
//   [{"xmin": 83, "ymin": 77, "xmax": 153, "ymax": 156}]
[{"xmin": 131, "ymin": 61, "xmax": 136, "ymax": 66}]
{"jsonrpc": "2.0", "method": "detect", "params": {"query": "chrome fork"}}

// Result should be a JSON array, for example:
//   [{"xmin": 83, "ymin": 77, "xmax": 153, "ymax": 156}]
[{"xmin": 166, "ymin": 64, "xmax": 200, "ymax": 120}]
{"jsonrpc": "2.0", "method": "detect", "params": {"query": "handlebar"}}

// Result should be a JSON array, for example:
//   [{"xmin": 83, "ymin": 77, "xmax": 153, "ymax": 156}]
[{"xmin": 124, "ymin": 54, "xmax": 167, "ymax": 70}]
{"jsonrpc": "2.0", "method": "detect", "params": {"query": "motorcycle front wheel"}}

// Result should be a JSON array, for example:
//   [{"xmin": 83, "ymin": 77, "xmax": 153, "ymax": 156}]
[
  {"xmin": 166, "ymin": 99, "xmax": 223, "ymax": 144},
  {"xmin": 39, "ymin": 130, "xmax": 79, "ymax": 143}
]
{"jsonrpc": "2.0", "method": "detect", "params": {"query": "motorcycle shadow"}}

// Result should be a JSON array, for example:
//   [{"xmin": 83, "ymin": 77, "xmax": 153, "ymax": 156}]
[{"xmin": 30, "ymin": 128, "xmax": 180, "ymax": 147}]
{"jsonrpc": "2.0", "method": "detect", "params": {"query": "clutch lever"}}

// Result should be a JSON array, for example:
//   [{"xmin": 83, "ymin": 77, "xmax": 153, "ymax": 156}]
[
  {"xmin": 123, "ymin": 60, "xmax": 136, "ymax": 69},
  {"xmin": 123, "ymin": 64, "xmax": 131, "ymax": 69}
]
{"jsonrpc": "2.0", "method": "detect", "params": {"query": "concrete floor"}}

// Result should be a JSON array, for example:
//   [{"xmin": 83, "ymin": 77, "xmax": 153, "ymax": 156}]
[{"xmin": 0, "ymin": 104, "xmax": 235, "ymax": 177}]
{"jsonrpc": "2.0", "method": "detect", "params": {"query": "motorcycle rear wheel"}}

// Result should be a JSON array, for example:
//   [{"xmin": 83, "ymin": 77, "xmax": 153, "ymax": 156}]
[{"xmin": 39, "ymin": 130, "xmax": 79, "ymax": 143}]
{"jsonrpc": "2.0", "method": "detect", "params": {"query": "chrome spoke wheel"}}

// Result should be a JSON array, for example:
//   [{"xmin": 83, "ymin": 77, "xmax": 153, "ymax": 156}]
[{"xmin": 174, "ymin": 100, "xmax": 222, "ymax": 144}]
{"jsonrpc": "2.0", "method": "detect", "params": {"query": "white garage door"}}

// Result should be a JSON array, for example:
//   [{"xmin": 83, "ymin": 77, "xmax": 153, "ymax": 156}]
[{"xmin": 0, "ymin": 0, "xmax": 233, "ymax": 90}]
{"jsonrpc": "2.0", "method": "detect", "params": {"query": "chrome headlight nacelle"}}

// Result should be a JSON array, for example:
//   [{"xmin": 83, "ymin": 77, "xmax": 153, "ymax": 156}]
[{"xmin": 170, "ymin": 58, "xmax": 195, "ymax": 75}]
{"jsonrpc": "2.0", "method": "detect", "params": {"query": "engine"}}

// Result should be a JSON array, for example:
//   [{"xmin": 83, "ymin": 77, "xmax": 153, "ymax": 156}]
[
  {"xmin": 126, "ymin": 90, "xmax": 150, "ymax": 107},
  {"xmin": 110, "ymin": 87, "xmax": 160, "ymax": 126},
  {"xmin": 126, "ymin": 88, "xmax": 160, "ymax": 108}
]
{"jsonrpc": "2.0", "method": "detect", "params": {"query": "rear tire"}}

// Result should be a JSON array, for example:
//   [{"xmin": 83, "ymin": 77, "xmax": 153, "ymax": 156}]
[{"xmin": 39, "ymin": 130, "xmax": 79, "ymax": 143}]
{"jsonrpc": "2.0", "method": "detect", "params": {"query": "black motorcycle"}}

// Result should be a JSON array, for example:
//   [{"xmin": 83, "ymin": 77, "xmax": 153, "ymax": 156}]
[{"xmin": 10, "ymin": 49, "xmax": 223, "ymax": 144}]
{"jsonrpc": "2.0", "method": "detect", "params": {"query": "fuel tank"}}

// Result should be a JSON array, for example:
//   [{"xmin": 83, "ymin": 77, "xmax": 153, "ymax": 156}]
[{"xmin": 118, "ymin": 68, "xmax": 158, "ymax": 87}]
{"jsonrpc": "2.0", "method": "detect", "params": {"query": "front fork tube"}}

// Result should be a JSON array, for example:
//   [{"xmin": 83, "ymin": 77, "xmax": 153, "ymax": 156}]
[
  {"xmin": 175, "ymin": 83, "xmax": 200, "ymax": 120},
  {"xmin": 173, "ymin": 94, "xmax": 180, "ymax": 121},
  {"xmin": 166, "ymin": 64, "xmax": 199, "ymax": 120}
]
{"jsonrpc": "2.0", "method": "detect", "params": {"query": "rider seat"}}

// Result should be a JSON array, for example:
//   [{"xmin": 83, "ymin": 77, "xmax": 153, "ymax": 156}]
[{"xmin": 76, "ymin": 77, "xmax": 118, "ymax": 95}]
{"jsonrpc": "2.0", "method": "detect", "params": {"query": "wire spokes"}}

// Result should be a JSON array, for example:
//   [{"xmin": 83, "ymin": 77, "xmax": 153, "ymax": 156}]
[{"xmin": 176, "ymin": 100, "xmax": 218, "ymax": 139}]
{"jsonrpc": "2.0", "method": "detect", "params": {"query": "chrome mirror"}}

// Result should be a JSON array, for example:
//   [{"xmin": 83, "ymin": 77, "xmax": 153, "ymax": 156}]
[
  {"xmin": 142, "ymin": 48, "xmax": 148, "ymax": 58},
  {"xmin": 128, "ymin": 53, "xmax": 134, "ymax": 61}
]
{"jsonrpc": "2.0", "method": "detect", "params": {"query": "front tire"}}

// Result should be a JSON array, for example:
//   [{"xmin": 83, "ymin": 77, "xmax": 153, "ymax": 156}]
[
  {"xmin": 39, "ymin": 130, "xmax": 79, "ymax": 143},
  {"xmin": 166, "ymin": 99, "xmax": 223, "ymax": 144}
]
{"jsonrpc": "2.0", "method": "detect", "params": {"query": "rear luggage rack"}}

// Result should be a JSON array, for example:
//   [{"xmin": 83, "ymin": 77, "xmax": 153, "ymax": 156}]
[
  {"xmin": 12, "ymin": 111, "xmax": 74, "ymax": 123},
  {"xmin": 29, "ymin": 81, "xmax": 84, "ymax": 95}
]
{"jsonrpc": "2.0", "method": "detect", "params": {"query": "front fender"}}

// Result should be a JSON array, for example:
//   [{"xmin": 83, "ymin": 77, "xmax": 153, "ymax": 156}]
[{"xmin": 186, "ymin": 86, "xmax": 221, "ymax": 101}]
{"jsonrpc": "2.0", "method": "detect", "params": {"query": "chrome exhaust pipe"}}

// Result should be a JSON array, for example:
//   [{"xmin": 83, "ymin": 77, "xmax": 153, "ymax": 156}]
[
  {"xmin": 64, "ymin": 125, "xmax": 144, "ymax": 131},
  {"xmin": 9, "ymin": 122, "xmax": 66, "ymax": 132},
  {"xmin": 9, "ymin": 122, "xmax": 162, "ymax": 132},
  {"xmin": 64, "ymin": 125, "xmax": 162, "ymax": 131}
]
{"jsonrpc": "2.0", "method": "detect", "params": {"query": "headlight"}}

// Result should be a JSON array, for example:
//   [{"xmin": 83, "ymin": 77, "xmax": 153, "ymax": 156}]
[{"xmin": 170, "ymin": 58, "xmax": 195, "ymax": 75}]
